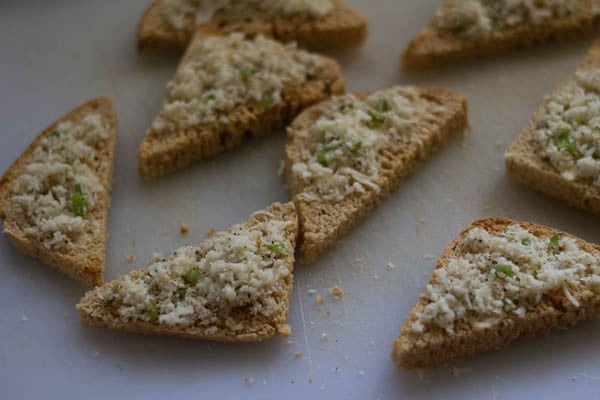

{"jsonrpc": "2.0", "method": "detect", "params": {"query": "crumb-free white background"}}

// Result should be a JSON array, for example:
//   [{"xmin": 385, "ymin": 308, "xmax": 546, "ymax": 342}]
[{"xmin": 0, "ymin": 1, "xmax": 599, "ymax": 399}]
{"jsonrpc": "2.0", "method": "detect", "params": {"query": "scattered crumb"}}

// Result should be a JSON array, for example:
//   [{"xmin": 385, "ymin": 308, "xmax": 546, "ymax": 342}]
[
  {"xmin": 325, "ymin": 309, "xmax": 331, "ymax": 315},
  {"xmin": 315, "ymin": 295, "xmax": 324, "ymax": 306},
  {"xmin": 495, "ymin": 139, "xmax": 505, "ymax": 148},
  {"xmin": 446, "ymin": 197, "xmax": 453, "ymax": 204},
  {"xmin": 20, "ymin": 315, "xmax": 28, "ymax": 322},
  {"xmin": 331, "ymin": 366, "xmax": 339, "ymax": 374},
  {"xmin": 294, "ymin": 351, "xmax": 303, "ymax": 358},
  {"xmin": 358, "ymin": 370, "xmax": 366, "ymax": 376},
  {"xmin": 570, "ymin": 376, "xmax": 577, "ymax": 382},
  {"xmin": 423, "ymin": 253, "xmax": 435, "ymax": 260},
  {"xmin": 152, "ymin": 252, "xmax": 163, "ymax": 261},
  {"xmin": 321, "ymin": 333, "xmax": 329, "ymax": 342},
  {"xmin": 420, "ymin": 218, "xmax": 426, "ymax": 224},
  {"xmin": 126, "ymin": 255, "xmax": 135, "ymax": 262},
  {"xmin": 320, "ymin": 385, "xmax": 326, "ymax": 391},
  {"xmin": 309, "ymin": 321, "xmax": 316, "ymax": 327},
  {"xmin": 277, "ymin": 159, "xmax": 285, "ymax": 177},
  {"xmin": 308, "ymin": 378, "xmax": 313, "ymax": 384},
  {"xmin": 130, "ymin": 240, "xmax": 136, "ymax": 247},
  {"xmin": 307, "ymin": 288, "xmax": 317, "ymax": 295},
  {"xmin": 287, "ymin": 339, "xmax": 294, "ymax": 345},
  {"xmin": 386, "ymin": 262, "xmax": 396, "ymax": 270},
  {"xmin": 244, "ymin": 377, "xmax": 255, "ymax": 385},
  {"xmin": 373, "ymin": 275, "xmax": 379, "ymax": 280},
  {"xmin": 180, "ymin": 224, "xmax": 189, "ymax": 235},
  {"xmin": 369, "ymin": 340, "xmax": 375, "ymax": 346},
  {"xmin": 450, "ymin": 367, "xmax": 472, "ymax": 377},
  {"xmin": 92, "ymin": 351, "xmax": 100, "ymax": 357},
  {"xmin": 159, "ymin": 227, "xmax": 169, "ymax": 236},
  {"xmin": 206, "ymin": 228, "xmax": 215, "ymax": 236},
  {"xmin": 329, "ymin": 285, "xmax": 345, "ymax": 299}
]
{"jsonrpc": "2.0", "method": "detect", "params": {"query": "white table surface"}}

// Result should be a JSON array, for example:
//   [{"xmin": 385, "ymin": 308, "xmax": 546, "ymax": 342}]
[{"xmin": 0, "ymin": 1, "xmax": 599, "ymax": 399}]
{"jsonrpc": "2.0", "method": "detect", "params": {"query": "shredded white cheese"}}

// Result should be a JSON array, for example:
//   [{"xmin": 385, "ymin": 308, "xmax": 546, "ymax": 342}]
[
  {"xmin": 434, "ymin": 0, "xmax": 589, "ymax": 38},
  {"xmin": 150, "ymin": 33, "xmax": 326, "ymax": 133},
  {"xmin": 534, "ymin": 68, "xmax": 600, "ymax": 187},
  {"xmin": 101, "ymin": 218, "xmax": 293, "ymax": 329},
  {"xmin": 159, "ymin": 0, "xmax": 333, "ymax": 31},
  {"xmin": 291, "ymin": 87, "xmax": 444, "ymax": 202},
  {"xmin": 8, "ymin": 114, "xmax": 109, "ymax": 250},
  {"xmin": 412, "ymin": 224, "xmax": 600, "ymax": 334}
]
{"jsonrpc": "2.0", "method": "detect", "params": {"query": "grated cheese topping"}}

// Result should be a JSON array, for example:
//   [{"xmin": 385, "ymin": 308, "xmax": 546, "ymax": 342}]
[
  {"xmin": 534, "ymin": 68, "xmax": 600, "ymax": 187},
  {"xmin": 100, "ymin": 217, "xmax": 293, "ymax": 330},
  {"xmin": 159, "ymin": 0, "xmax": 333, "ymax": 31},
  {"xmin": 411, "ymin": 224, "xmax": 600, "ymax": 334},
  {"xmin": 434, "ymin": 0, "xmax": 589, "ymax": 38},
  {"xmin": 290, "ymin": 87, "xmax": 444, "ymax": 202},
  {"xmin": 150, "ymin": 33, "xmax": 326, "ymax": 133},
  {"xmin": 8, "ymin": 114, "xmax": 109, "ymax": 250}
]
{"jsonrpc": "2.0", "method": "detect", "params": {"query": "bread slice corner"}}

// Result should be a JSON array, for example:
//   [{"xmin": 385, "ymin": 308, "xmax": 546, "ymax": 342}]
[
  {"xmin": 0, "ymin": 97, "xmax": 117, "ymax": 286},
  {"xmin": 285, "ymin": 87, "xmax": 469, "ymax": 262},
  {"xmin": 402, "ymin": 4, "xmax": 600, "ymax": 69},
  {"xmin": 504, "ymin": 40, "xmax": 600, "ymax": 216},
  {"xmin": 137, "ymin": 28, "xmax": 345, "ymax": 180},
  {"xmin": 137, "ymin": 0, "xmax": 192, "ymax": 53},
  {"xmin": 392, "ymin": 218, "xmax": 600, "ymax": 370},
  {"xmin": 76, "ymin": 201, "xmax": 298, "ymax": 342}
]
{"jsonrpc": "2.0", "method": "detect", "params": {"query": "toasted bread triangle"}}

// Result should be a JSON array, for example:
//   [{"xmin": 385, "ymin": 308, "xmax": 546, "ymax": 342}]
[
  {"xmin": 284, "ymin": 87, "xmax": 468, "ymax": 262},
  {"xmin": 138, "ymin": 28, "xmax": 344, "ymax": 180},
  {"xmin": 0, "ymin": 98, "xmax": 117, "ymax": 286},
  {"xmin": 505, "ymin": 40, "xmax": 600, "ymax": 216},
  {"xmin": 137, "ymin": 0, "xmax": 367, "ymax": 52},
  {"xmin": 76, "ymin": 202, "xmax": 298, "ymax": 342},
  {"xmin": 392, "ymin": 218, "xmax": 600, "ymax": 370},
  {"xmin": 402, "ymin": 1, "xmax": 600, "ymax": 69}
]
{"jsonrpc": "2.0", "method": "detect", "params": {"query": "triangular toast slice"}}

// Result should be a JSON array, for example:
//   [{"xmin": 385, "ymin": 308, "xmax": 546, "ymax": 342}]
[
  {"xmin": 0, "ymin": 98, "xmax": 117, "ymax": 286},
  {"xmin": 402, "ymin": 1, "xmax": 600, "ymax": 69},
  {"xmin": 505, "ymin": 40, "xmax": 600, "ymax": 215},
  {"xmin": 76, "ymin": 202, "xmax": 298, "ymax": 342},
  {"xmin": 138, "ymin": 29, "xmax": 344, "ymax": 180},
  {"xmin": 284, "ymin": 86, "xmax": 468, "ymax": 262},
  {"xmin": 137, "ymin": 0, "xmax": 367, "ymax": 52},
  {"xmin": 392, "ymin": 218, "xmax": 600, "ymax": 370}
]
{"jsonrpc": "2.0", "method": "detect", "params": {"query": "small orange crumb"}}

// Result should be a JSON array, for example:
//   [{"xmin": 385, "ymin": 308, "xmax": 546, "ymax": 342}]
[
  {"xmin": 126, "ymin": 255, "xmax": 135, "ymax": 262},
  {"xmin": 180, "ymin": 224, "xmax": 189, "ymax": 235},
  {"xmin": 329, "ymin": 285, "xmax": 345, "ymax": 299},
  {"xmin": 325, "ymin": 309, "xmax": 331, "ymax": 315},
  {"xmin": 206, "ymin": 228, "xmax": 215, "ymax": 236},
  {"xmin": 131, "ymin": 240, "xmax": 136, "ymax": 247},
  {"xmin": 315, "ymin": 295, "xmax": 324, "ymax": 306},
  {"xmin": 294, "ymin": 351, "xmax": 303, "ymax": 358}
]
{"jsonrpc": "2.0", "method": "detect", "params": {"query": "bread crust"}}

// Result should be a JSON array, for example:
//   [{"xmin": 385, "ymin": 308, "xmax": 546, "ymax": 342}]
[
  {"xmin": 505, "ymin": 40, "xmax": 600, "ymax": 216},
  {"xmin": 76, "ymin": 202, "xmax": 298, "ymax": 342},
  {"xmin": 392, "ymin": 218, "xmax": 600, "ymax": 370},
  {"xmin": 137, "ymin": 0, "xmax": 367, "ymax": 52},
  {"xmin": 284, "ymin": 87, "xmax": 469, "ymax": 262},
  {"xmin": 0, "ymin": 98, "xmax": 117, "ymax": 286},
  {"xmin": 402, "ymin": 2, "xmax": 600, "ymax": 69},
  {"xmin": 138, "ymin": 28, "xmax": 345, "ymax": 180}
]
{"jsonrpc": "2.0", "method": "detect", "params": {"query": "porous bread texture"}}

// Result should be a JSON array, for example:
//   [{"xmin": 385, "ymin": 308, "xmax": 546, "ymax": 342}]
[
  {"xmin": 137, "ymin": 0, "xmax": 367, "ymax": 52},
  {"xmin": 284, "ymin": 87, "xmax": 469, "ymax": 262},
  {"xmin": 402, "ymin": 0, "xmax": 600, "ymax": 69},
  {"xmin": 0, "ymin": 98, "xmax": 117, "ymax": 286},
  {"xmin": 76, "ymin": 202, "xmax": 298, "ymax": 342},
  {"xmin": 392, "ymin": 218, "xmax": 600, "ymax": 370},
  {"xmin": 505, "ymin": 39, "xmax": 600, "ymax": 216},
  {"xmin": 138, "ymin": 29, "xmax": 345, "ymax": 180}
]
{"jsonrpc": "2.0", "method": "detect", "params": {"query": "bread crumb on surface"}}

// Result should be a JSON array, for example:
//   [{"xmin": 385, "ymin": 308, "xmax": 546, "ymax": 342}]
[
  {"xmin": 315, "ymin": 294, "xmax": 324, "ymax": 305},
  {"xmin": 386, "ymin": 262, "xmax": 396, "ymax": 270},
  {"xmin": 321, "ymin": 333, "xmax": 329, "ymax": 342},
  {"xmin": 308, "ymin": 378, "xmax": 313, "ymax": 384},
  {"xmin": 358, "ymin": 370, "xmax": 366, "ymax": 376},
  {"xmin": 126, "ymin": 255, "xmax": 135, "ymax": 262},
  {"xmin": 329, "ymin": 285, "xmax": 345, "ymax": 299},
  {"xmin": 294, "ymin": 351, "xmax": 303, "ymax": 358},
  {"xmin": 423, "ymin": 253, "xmax": 435, "ymax": 260},
  {"xmin": 130, "ymin": 240, "xmax": 136, "ymax": 247},
  {"xmin": 20, "ymin": 315, "xmax": 28, "ymax": 322},
  {"xmin": 179, "ymin": 224, "xmax": 189, "ymax": 235},
  {"xmin": 307, "ymin": 288, "xmax": 317, "ymax": 294},
  {"xmin": 206, "ymin": 228, "xmax": 216, "ymax": 236},
  {"xmin": 92, "ymin": 350, "xmax": 100, "ymax": 357},
  {"xmin": 570, "ymin": 376, "xmax": 577, "ymax": 382},
  {"xmin": 244, "ymin": 377, "xmax": 255, "ymax": 385}
]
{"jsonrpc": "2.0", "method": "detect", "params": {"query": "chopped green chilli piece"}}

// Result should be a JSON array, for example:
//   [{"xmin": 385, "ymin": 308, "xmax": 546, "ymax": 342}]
[
  {"xmin": 206, "ymin": 93, "xmax": 216, "ymax": 101},
  {"xmin": 548, "ymin": 234, "xmax": 562, "ymax": 248},
  {"xmin": 261, "ymin": 92, "xmax": 274, "ymax": 108},
  {"xmin": 263, "ymin": 241, "xmax": 285, "ymax": 254},
  {"xmin": 184, "ymin": 265, "xmax": 200, "ymax": 286},
  {"xmin": 71, "ymin": 184, "xmax": 88, "ymax": 217},
  {"xmin": 593, "ymin": 149, "xmax": 600, "ymax": 159},
  {"xmin": 316, "ymin": 143, "xmax": 343, "ymax": 167},
  {"xmin": 494, "ymin": 264, "xmax": 514, "ymax": 278},
  {"xmin": 379, "ymin": 98, "xmax": 390, "ymax": 112},
  {"xmin": 367, "ymin": 109, "xmax": 384, "ymax": 125},
  {"xmin": 177, "ymin": 287, "xmax": 187, "ymax": 300},
  {"xmin": 521, "ymin": 238, "xmax": 531, "ymax": 246},
  {"xmin": 554, "ymin": 130, "xmax": 578, "ymax": 156},
  {"xmin": 51, "ymin": 131, "xmax": 60, "ymax": 137},
  {"xmin": 353, "ymin": 141, "xmax": 363, "ymax": 151},
  {"xmin": 147, "ymin": 300, "xmax": 158, "ymax": 323},
  {"xmin": 239, "ymin": 68, "xmax": 253, "ymax": 82}
]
